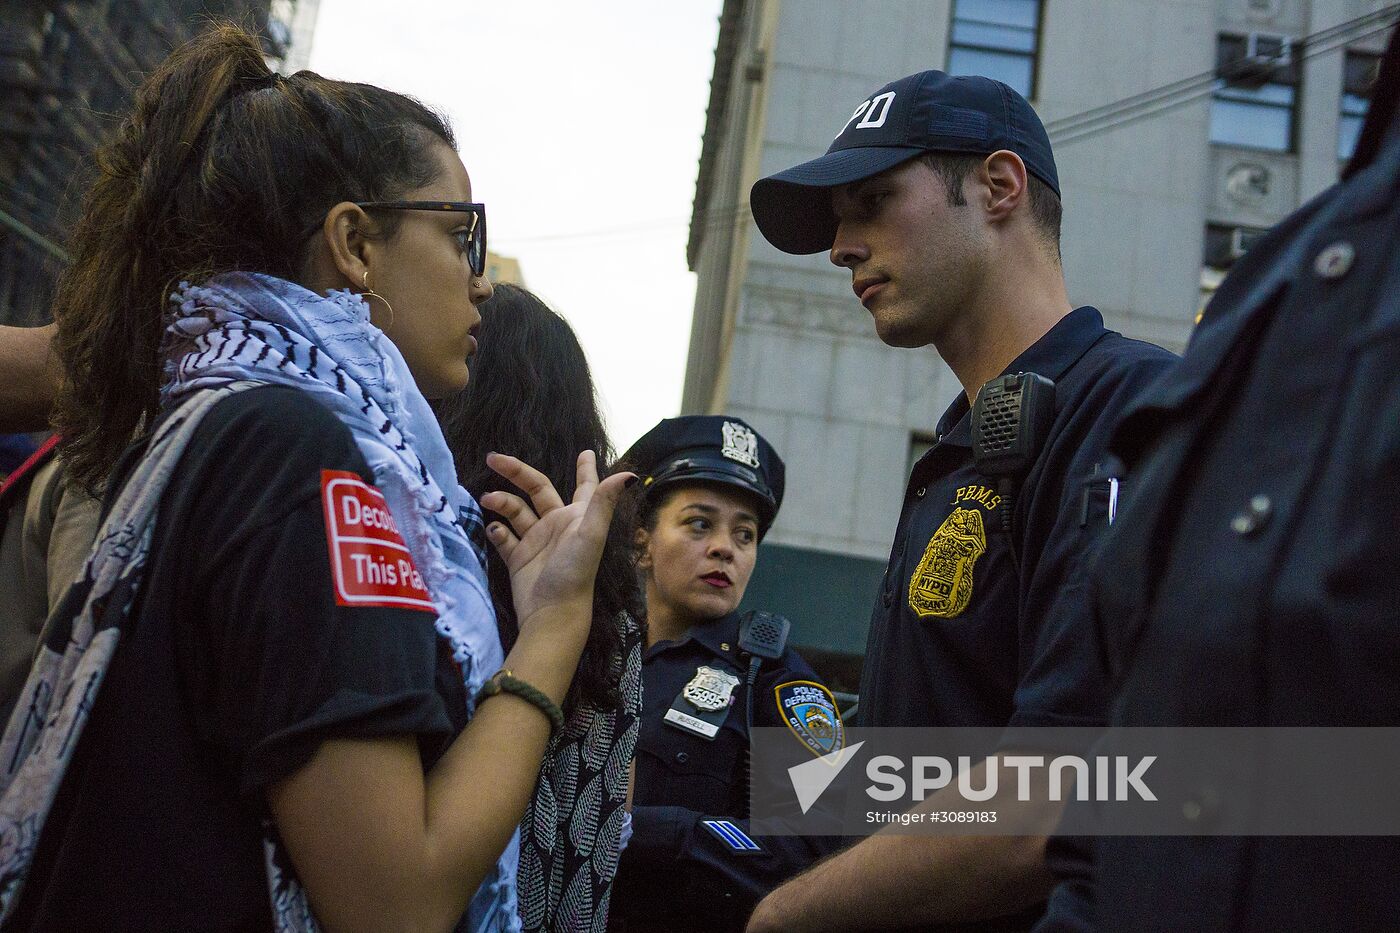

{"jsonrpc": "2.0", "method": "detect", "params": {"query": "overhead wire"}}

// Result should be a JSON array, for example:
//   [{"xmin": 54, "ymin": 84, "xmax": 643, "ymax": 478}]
[
  {"xmin": 1051, "ymin": 7, "xmax": 1399, "ymax": 146},
  {"xmin": 12, "ymin": 8, "xmax": 1393, "ymax": 259},
  {"xmin": 1044, "ymin": 3, "xmax": 1399, "ymax": 139},
  {"xmin": 502, "ymin": 5, "xmax": 1397, "ymax": 249}
]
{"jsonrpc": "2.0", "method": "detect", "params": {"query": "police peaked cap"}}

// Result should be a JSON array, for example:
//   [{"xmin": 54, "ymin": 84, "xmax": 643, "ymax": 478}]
[{"xmin": 622, "ymin": 415, "xmax": 785, "ymax": 535}]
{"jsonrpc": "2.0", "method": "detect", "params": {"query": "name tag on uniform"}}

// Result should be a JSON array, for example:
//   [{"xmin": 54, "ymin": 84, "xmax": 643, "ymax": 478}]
[
  {"xmin": 664, "ymin": 665, "xmax": 740, "ymax": 740},
  {"xmin": 664, "ymin": 707, "xmax": 722, "ymax": 738}
]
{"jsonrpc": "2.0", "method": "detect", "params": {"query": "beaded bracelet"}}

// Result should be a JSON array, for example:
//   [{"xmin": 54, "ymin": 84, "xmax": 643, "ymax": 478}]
[{"xmin": 476, "ymin": 669, "xmax": 565, "ymax": 734}]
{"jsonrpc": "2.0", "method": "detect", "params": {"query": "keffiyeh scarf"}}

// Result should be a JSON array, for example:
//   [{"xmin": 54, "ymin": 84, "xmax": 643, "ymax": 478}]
[{"xmin": 0, "ymin": 272, "xmax": 520, "ymax": 932}]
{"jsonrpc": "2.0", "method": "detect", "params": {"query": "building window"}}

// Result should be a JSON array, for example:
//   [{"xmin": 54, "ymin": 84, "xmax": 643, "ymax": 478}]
[
  {"xmin": 947, "ymin": 0, "xmax": 1042, "ymax": 99},
  {"xmin": 1200, "ymin": 222, "xmax": 1268, "ymax": 312},
  {"xmin": 1339, "ymin": 50, "xmax": 1382, "ymax": 160},
  {"xmin": 1210, "ymin": 33, "xmax": 1300, "ymax": 152},
  {"xmin": 1203, "ymin": 223, "xmax": 1267, "ymax": 273}
]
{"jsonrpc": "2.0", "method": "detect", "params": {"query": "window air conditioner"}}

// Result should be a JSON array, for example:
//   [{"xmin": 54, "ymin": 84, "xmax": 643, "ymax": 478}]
[
  {"xmin": 1230, "ymin": 228, "xmax": 1264, "ymax": 260},
  {"xmin": 1245, "ymin": 33, "xmax": 1293, "ymax": 68}
]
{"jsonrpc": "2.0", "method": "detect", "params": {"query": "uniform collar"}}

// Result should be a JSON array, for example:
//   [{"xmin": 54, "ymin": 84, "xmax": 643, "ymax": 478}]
[
  {"xmin": 1343, "ymin": 27, "xmax": 1399, "ymax": 179},
  {"xmin": 933, "ymin": 306, "xmax": 1109, "ymax": 447},
  {"xmin": 645, "ymin": 611, "xmax": 742, "ymax": 662}
]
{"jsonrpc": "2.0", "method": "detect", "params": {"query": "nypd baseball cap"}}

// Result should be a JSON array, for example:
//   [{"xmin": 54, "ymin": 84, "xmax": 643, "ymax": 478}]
[
  {"xmin": 621, "ymin": 415, "xmax": 785, "ymax": 535},
  {"xmin": 750, "ymin": 70, "xmax": 1059, "ymax": 255}
]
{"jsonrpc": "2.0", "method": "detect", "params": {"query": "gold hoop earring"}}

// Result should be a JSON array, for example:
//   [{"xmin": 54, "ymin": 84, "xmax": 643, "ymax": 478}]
[{"xmin": 360, "ymin": 271, "xmax": 395, "ymax": 332}]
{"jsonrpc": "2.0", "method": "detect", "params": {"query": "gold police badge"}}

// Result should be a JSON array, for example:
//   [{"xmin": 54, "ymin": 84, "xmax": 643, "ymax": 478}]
[
  {"xmin": 908, "ymin": 507, "xmax": 986, "ymax": 619},
  {"xmin": 683, "ymin": 665, "xmax": 741, "ymax": 712}
]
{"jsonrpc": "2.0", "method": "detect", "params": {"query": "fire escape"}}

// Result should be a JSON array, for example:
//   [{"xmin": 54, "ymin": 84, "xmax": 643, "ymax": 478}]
[{"xmin": 0, "ymin": 0, "xmax": 302, "ymax": 325}]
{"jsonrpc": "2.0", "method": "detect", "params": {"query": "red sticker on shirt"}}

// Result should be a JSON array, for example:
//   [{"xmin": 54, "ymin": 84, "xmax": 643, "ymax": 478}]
[{"xmin": 321, "ymin": 470, "xmax": 435, "ymax": 612}]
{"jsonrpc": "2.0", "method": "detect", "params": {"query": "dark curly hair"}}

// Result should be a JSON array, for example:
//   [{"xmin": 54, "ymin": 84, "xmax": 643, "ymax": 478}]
[
  {"xmin": 51, "ymin": 22, "xmax": 454, "ymax": 491},
  {"xmin": 433, "ymin": 284, "xmax": 643, "ymax": 713}
]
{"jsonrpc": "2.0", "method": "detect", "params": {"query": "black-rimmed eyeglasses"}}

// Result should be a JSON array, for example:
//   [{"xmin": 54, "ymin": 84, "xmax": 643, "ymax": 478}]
[{"xmin": 300, "ymin": 201, "xmax": 488, "ymax": 278}]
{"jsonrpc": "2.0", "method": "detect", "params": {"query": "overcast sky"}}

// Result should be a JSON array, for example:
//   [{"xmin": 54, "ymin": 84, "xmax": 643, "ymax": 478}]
[{"xmin": 307, "ymin": 0, "xmax": 723, "ymax": 454}]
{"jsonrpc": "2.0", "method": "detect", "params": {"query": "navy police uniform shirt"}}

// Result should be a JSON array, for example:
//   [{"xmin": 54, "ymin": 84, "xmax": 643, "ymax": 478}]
[
  {"xmin": 611, "ymin": 611, "xmax": 840, "ymax": 931},
  {"xmin": 1039, "ymin": 36, "xmax": 1400, "ymax": 933},
  {"xmin": 858, "ymin": 307, "xmax": 1176, "ymax": 733}
]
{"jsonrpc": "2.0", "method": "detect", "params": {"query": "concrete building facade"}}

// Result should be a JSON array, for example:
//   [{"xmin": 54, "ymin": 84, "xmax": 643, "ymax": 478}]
[{"xmin": 683, "ymin": 0, "xmax": 1395, "ymax": 684}]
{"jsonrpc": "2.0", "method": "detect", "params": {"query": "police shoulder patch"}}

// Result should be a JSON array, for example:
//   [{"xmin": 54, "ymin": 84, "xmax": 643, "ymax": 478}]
[{"xmin": 774, "ymin": 680, "xmax": 845, "ymax": 758}]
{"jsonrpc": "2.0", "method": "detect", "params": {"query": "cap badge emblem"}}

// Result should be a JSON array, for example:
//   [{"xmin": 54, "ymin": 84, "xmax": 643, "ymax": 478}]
[{"xmin": 721, "ymin": 421, "xmax": 761, "ymax": 468}]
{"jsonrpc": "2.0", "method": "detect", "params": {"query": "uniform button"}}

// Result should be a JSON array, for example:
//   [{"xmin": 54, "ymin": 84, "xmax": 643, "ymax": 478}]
[
  {"xmin": 1314, "ymin": 241, "xmax": 1355, "ymax": 280},
  {"xmin": 675, "ymin": 751, "xmax": 689, "ymax": 764},
  {"xmin": 915, "ymin": 486, "xmax": 927, "ymax": 499},
  {"xmin": 1182, "ymin": 787, "xmax": 1221, "ymax": 827},
  {"xmin": 1230, "ymin": 494, "xmax": 1272, "ymax": 536}
]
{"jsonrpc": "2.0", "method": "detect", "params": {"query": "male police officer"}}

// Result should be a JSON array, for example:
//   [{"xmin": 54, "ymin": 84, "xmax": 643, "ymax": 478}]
[
  {"xmin": 611, "ymin": 416, "xmax": 842, "ymax": 932},
  {"xmin": 742, "ymin": 71, "xmax": 1176, "ymax": 931},
  {"xmin": 1038, "ymin": 27, "xmax": 1400, "ymax": 932}
]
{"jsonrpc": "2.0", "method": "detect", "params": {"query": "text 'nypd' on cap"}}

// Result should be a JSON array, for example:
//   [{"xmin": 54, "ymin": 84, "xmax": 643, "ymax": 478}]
[{"xmin": 750, "ymin": 70, "xmax": 1059, "ymax": 255}]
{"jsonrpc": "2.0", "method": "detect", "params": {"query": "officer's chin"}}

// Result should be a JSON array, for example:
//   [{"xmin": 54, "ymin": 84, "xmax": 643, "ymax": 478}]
[{"xmin": 687, "ymin": 589, "xmax": 741, "ymax": 621}]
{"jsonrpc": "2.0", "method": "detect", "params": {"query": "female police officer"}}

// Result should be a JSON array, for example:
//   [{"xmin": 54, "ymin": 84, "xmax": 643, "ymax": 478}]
[{"xmin": 610, "ymin": 416, "xmax": 841, "ymax": 932}]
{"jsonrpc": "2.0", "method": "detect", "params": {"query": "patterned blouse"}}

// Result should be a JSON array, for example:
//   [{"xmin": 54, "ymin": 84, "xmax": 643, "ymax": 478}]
[{"xmin": 518, "ymin": 613, "xmax": 643, "ymax": 933}]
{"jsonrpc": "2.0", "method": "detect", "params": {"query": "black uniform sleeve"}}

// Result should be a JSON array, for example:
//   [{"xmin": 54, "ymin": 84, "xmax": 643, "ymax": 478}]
[
  {"xmin": 1007, "ymin": 351, "xmax": 1175, "ymax": 733},
  {"xmin": 1034, "ymin": 833, "xmax": 1098, "ymax": 932},
  {"xmin": 622, "ymin": 650, "xmax": 842, "ymax": 921},
  {"xmin": 166, "ymin": 386, "xmax": 457, "ymax": 796}
]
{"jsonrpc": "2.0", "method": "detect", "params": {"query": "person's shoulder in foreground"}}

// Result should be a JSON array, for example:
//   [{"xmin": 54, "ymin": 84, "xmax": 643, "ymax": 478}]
[{"xmin": 1035, "ymin": 24, "xmax": 1400, "ymax": 933}]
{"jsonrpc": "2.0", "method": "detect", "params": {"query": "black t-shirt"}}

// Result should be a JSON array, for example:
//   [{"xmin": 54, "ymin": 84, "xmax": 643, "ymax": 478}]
[{"xmin": 12, "ymin": 386, "xmax": 468, "ymax": 932}]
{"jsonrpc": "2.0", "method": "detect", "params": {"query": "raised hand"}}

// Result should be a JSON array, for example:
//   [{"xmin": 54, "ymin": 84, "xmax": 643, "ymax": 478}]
[{"xmin": 479, "ymin": 450, "xmax": 634, "ymax": 634}]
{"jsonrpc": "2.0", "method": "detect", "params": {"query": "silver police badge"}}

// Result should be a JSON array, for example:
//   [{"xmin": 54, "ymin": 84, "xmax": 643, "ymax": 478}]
[
  {"xmin": 683, "ymin": 665, "xmax": 741, "ymax": 712},
  {"xmin": 720, "ymin": 421, "xmax": 761, "ymax": 468}
]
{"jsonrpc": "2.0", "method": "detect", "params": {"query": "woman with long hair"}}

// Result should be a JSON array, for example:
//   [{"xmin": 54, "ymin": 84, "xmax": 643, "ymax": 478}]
[
  {"xmin": 0, "ymin": 24, "xmax": 629, "ymax": 933},
  {"xmin": 434, "ymin": 284, "xmax": 643, "ymax": 932}
]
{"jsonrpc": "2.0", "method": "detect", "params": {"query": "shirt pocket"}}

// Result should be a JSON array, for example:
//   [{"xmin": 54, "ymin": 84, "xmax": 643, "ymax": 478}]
[{"xmin": 640, "ymin": 713, "xmax": 747, "ymax": 814}]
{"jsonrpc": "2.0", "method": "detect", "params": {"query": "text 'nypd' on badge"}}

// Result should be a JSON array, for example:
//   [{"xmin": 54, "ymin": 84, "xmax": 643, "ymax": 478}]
[
  {"xmin": 320, "ymin": 469, "xmax": 434, "ymax": 612},
  {"xmin": 665, "ymin": 665, "xmax": 741, "ymax": 739},
  {"xmin": 776, "ymin": 681, "xmax": 845, "ymax": 758},
  {"xmin": 909, "ymin": 507, "xmax": 986, "ymax": 619},
  {"xmin": 721, "ymin": 420, "xmax": 761, "ymax": 468}
]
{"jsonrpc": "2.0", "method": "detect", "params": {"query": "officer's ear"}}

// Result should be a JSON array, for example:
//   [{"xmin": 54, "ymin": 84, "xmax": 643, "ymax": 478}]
[
  {"xmin": 979, "ymin": 149, "xmax": 1029, "ymax": 224},
  {"xmin": 633, "ymin": 527, "xmax": 652, "ymax": 572}
]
